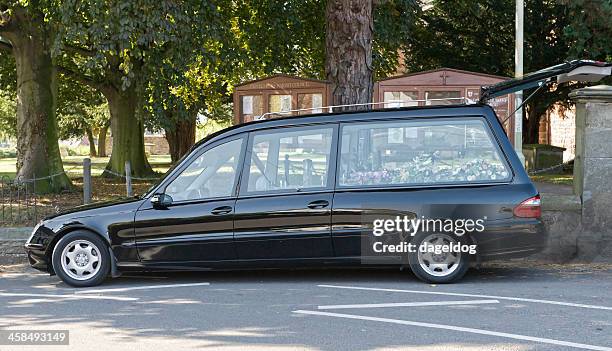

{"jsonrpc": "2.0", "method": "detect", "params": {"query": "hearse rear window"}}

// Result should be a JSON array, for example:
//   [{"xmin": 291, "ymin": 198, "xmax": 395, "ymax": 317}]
[{"xmin": 338, "ymin": 118, "xmax": 510, "ymax": 187}]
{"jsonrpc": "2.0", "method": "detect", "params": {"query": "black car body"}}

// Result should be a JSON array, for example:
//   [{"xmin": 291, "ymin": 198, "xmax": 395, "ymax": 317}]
[{"xmin": 25, "ymin": 102, "xmax": 547, "ymax": 286}]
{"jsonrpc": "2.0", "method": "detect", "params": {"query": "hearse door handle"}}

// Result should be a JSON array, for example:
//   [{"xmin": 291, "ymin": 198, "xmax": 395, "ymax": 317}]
[
  {"xmin": 307, "ymin": 200, "xmax": 329, "ymax": 209},
  {"xmin": 211, "ymin": 206, "xmax": 233, "ymax": 215}
]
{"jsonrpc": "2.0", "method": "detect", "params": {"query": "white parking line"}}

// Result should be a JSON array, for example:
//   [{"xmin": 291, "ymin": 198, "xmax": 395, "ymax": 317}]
[
  {"xmin": 318, "ymin": 299, "xmax": 500, "ymax": 310},
  {"xmin": 0, "ymin": 292, "xmax": 137, "ymax": 301},
  {"xmin": 75, "ymin": 282, "xmax": 211, "ymax": 294},
  {"xmin": 319, "ymin": 284, "xmax": 612, "ymax": 311},
  {"xmin": 294, "ymin": 310, "xmax": 612, "ymax": 351}
]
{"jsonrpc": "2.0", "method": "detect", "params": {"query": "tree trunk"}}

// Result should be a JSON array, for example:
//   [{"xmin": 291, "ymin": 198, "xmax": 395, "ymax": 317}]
[
  {"xmin": 102, "ymin": 86, "xmax": 153, "ymax": 177},
  {"xmin": 325, "ymin": 0, "xmax": 374, "ymax": 110},
  {"xmin": 164, "ymin": 113, "xmax": 197, "ymax": 163},
  {"xmin": 97, "ymin": 123, "xmax": 108, "ymax": 157},
  {"xmin": 1, "ymin": 9, "xmax": 72, "ymax": 192},
  {"xmin": 525, "ymin": 101, "xmax": 548, "ymax": 144},
  {"xmin": 85, "ymin": 128, "xmax": 97, "ymax": 157}
]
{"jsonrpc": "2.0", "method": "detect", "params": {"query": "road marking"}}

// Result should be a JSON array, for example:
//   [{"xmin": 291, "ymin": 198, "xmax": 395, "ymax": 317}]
[
  {"xmin": 293, "ymin": 310, "xmax": 612, "ymax": 351},
  {"xmin": 318, "ymin": 299, "xmax": 500, "ymax": 310},
  {"xmin": 319, "ymin": 284, "xmax": 612, "ymax": 311},
  {"xmin": 75, "ymin": 282, "xmax": 210, "ymax": 294},
  {"xmin": 0, "ymin": 272, "xmax": 49, "ymax": 277},
  {"xmin": 0, "ymin": 292, "xmax": 137, "ymax": 302}
]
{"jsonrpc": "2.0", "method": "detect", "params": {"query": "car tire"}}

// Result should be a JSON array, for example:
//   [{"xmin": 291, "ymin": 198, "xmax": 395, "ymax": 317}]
[
  {"xmin": 407, "ymin": 232, "xmax": 471, "ymax": 284},
  {"xmin": 51, "ymin": 231, "xmax": 110, "ymax": 287}
]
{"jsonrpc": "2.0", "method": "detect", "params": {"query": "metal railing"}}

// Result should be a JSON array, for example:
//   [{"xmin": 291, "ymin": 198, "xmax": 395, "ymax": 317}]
[
  {"xmin": 0, "ymin": 160, "xmax": 162, "ymax": 226},
  {"xmin": 0, "ymin": 175, "xmax": 63, "ymax": 226},
  {"xmin": 256, "ymin": 97, "xmax": 474, "ymax": 120}
]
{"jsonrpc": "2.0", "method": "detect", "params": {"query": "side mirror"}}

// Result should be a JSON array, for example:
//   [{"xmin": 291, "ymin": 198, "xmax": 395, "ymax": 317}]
[{"xmin": 151, "ymin": 193, "xmax": 173, "ymax": 208}]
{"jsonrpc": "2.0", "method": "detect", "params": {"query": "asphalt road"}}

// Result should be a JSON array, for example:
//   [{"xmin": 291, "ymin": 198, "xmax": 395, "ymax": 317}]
[{"xmin": 0, "ymin": 263, "xmax": 611, "ymax": 351}]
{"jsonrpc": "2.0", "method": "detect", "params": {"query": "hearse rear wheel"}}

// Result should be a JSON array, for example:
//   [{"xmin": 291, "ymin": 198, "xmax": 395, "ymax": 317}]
[{"xmin": 408, "ymin": 232, "xmax": 470, "ymax": 284}]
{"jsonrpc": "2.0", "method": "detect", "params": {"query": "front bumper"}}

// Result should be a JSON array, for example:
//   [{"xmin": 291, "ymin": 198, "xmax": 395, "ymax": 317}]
[
  {"xmin": 25, "ymin": 244, "xmax": 49, "ymax": 272},
  {"xmin": 23, "ymin": 223, "xmax": 57, "ymax": 273}
]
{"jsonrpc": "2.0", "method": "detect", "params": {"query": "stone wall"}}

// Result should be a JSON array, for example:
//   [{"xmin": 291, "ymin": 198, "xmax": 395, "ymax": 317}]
[
  {"xmin": 539, "ymin": 105, "xmax": 576, "ymax": 162},
  {"xmin": 535, "ymin": 194, "xmax": 612, "ymax": 263},
  {"xmin": 0, "ymin": 227, "xmax": 33, "ymax": 265},
  {"xmin": 562, "ymin": 85, "xmax": 612, "ymax": 263}
]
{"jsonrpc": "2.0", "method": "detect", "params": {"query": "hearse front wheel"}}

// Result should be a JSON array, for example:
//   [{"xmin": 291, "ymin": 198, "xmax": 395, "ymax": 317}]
[
  {"xmin": 408, "ymin": 232, "xmax": 470, "ymax": 284},
  {"xmin": 52, "ymin": 231, "xmax": 110, "ymax": 287}
]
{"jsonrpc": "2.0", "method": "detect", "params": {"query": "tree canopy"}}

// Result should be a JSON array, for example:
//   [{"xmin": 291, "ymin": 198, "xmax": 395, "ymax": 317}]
[{"xmin": 404, "ymin": 0, "xmax": 612, "ymax": 143}]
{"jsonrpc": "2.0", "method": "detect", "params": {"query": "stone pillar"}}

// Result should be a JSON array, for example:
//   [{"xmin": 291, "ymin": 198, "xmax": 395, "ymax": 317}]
[{"xmin": 569, "ymin": 85, "xmax": 612, "ymax": 262}]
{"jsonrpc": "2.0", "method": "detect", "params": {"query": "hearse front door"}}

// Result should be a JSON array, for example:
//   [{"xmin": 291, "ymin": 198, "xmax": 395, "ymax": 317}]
[{"xmin": 135, "ymin": 137, "xmax": 245, "ymax": 263}]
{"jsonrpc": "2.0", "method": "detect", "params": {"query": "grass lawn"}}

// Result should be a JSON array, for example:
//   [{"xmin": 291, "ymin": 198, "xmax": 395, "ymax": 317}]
[
  {"xmin": 0, "ymin": 155, "xmax": 173, "ymax": 179},
  {"xmin": 0, "ymin": 155, "xmax": 172, "ymax": 226},
  {"xmin": 529, "ymin": 173, "xmax": 573, "ymax": 186}
]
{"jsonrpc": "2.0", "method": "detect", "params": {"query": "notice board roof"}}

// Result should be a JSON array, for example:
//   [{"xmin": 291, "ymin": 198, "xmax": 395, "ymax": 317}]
[
  {"xmin": 235, "ymin": 74, "xmax": 330, "ymax": 91},
  {"xmin": 377, "ymin": 68, "xmax": 511, "ymax": 86}
]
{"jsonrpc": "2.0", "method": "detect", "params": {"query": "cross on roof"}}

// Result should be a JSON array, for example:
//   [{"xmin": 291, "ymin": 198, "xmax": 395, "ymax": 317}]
[{"xmin": 440, "ymin": 71, "xmax": 449, "ymax": 85}]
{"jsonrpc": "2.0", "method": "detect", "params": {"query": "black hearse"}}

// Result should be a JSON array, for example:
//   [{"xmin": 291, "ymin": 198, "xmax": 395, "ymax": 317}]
[{"xmin": 24, "ymin": 61, "xmax": 611, "ymax": 286}]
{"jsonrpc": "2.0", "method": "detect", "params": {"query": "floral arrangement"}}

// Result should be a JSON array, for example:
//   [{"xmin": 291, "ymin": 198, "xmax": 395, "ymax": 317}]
[{"xmin": 342, "ymin": 152, "xmax": 509, "ymax": 186}]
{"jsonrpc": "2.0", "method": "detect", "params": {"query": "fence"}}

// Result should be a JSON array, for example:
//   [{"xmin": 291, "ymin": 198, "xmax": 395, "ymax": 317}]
[
  {"xmin": 0, "ymin": 160, "xmax": 161, "ymax": 226},
  {"xmin": 0, "ymin": 175, "xmax": 64, "ymax": 226}
]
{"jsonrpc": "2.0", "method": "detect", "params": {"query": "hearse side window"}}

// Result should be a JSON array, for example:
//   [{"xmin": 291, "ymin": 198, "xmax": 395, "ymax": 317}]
[
  {"xmin": 246, "ymin": 127, "xmax": 333, "ymax": 193},
  {"xmin": 339, "ymin": 118, "xmax": 510, "ymax": 187},
  {"xmin": 165, "ymin": 139, "xmax": 243, "ymax": 201}
]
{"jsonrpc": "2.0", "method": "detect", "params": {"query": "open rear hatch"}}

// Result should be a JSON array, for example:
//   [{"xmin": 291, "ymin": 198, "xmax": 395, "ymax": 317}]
[{"xmin": 479, "ymin": 60, "xmax": 612, "ymax": 102}]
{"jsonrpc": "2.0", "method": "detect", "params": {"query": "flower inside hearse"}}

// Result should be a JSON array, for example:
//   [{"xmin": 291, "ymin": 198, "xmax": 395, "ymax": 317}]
[{"xmin": 341, "ymin": 152, "xmax": 509, "ymax": 186}]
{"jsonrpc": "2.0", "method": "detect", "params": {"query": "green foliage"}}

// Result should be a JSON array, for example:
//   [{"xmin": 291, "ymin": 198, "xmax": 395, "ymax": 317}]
[
  {"xmin": 405, "ymin": 0, "xmax": 611, "ymax": 83},
  {"xmin": 141, "ymin": 1, "xmax": 236, "ymax": 134},
  {"xmin": 403, "ymin": 0, "xmax": 515, "ymax": 76},
  {"xmin": 57, "ymin": 76, "xmax": 109, "ymax": 140},
  {"xmin": 0, "ymin": 147, "xmax": 16, "ymax": 158},
  {"xmin": 0, "ymin": 51, "xmax": 16, "ymax": 139},
  {"xmin": 562, "ymin": 0, "xmax": 612, "ymax": 61},
  {"xmin": 196, "ymin": 115, "xmax": 232, "ymax": 142},
  {"xmin": 403, "ymin": 0, "xmax": 612, "ymax": 143},
  {"xmin": 55, "ymin": 0, "xmax": 196, "ymax": 87},
  {"xmin": 232, "ymin": 0, "xmax": 326, "ymax": 79},
  {"xmin": 0, "ymin": 89, "xmax": 16, "ymax": 139},
  {"xmin": 233, "ymin": 0, "xmax": 419, "ymax": 81},
  {"xmin": 373, "ymin": 0, "xmax": 421, "ymax": 78}
]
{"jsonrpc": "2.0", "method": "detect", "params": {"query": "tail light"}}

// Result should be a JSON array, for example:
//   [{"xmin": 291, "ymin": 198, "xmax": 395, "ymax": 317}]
[{"xmin": 513, "ymin": 195, "xmax": 541, "ymax": 218}]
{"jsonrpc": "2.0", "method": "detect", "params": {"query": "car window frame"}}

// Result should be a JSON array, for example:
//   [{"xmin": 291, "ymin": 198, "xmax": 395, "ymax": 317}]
[
  {"xmin": 238, "ymin": 123, "xmax": 339, "ymax": 198},
  {"xmin": 155, "ymin": 134, "xmax": 247, "ymax": 206},
  {"xmin": 335, "ymin": 115, "xmax": 515, "ymax": 192}
]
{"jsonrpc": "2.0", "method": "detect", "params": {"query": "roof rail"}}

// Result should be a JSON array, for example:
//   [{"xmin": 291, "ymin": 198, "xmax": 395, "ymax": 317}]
[{"xmin": 255, "ymin": 97, "xmax": 472, "ymax": 120}]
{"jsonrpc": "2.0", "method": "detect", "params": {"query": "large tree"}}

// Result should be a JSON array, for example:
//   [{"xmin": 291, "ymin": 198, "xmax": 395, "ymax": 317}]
[
  {"xmin": 0, "ymin": 2, "xmax": 72, "ymax": 192},
  {"xmin": 325, "ymin": 0, "xmax": 374, "ymax": 108},
  {"xmin": 144, "ymin": 2, "xmax": 235, "ymax": 163},
  {"xmin": 57, "ymin": 0, "xmax": 235, "ymax": 174}
]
